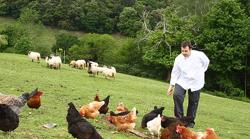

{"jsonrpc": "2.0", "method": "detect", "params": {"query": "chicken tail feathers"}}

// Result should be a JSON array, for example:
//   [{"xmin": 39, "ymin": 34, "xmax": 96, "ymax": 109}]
[{"xmin": 103, "ymin": 95, "xmax": 110, "ymax": 105}]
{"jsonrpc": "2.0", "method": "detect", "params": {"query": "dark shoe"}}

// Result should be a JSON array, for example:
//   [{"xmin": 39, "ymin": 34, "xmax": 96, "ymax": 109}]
[{"xmin": 187, "ymin": 123, "xmax": 195, "ymax": 128}]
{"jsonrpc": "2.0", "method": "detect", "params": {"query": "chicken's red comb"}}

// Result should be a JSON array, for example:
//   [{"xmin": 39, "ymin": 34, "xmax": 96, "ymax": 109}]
[
  {"xmin": 36, "ymin": 91, "xmax": 43, "ymax": 96},
  {"xmin": 176, "ymin": 124, "xmax": 182, "ymax": 133}
]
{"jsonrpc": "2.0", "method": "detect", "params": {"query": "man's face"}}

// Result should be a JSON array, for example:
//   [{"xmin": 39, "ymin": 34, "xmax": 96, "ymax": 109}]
[{"xmin": 181, "ymin": 46, "xmax": 191, "ymax": 57}]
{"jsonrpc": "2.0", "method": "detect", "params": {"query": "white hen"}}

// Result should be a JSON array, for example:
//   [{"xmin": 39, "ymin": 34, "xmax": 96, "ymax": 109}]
[{"xmin": 147, "ymin": 114, "xmax": 162, "ymax": 137}]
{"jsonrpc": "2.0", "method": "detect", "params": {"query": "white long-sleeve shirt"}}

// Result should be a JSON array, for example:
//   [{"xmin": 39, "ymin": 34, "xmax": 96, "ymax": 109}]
[{"xmin": 170, "ymin": 50, "xmax": 210, "ymax": 91}]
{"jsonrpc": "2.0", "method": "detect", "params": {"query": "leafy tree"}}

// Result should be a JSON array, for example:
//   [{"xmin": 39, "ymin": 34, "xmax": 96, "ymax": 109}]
[
  {"xmin": 138, "ymin": 7, "xmax": 195, "ymax": 79},
  {"xmin": 0, "ymin": 24, "xmax": 27, "ymax": 52},
  {"xmin": 52, "ymin": 33, "xmax": 79, "ymax": 62},
  {"xmin": 121, "ymin": 0, "xmax": 136, "ymax": 7},
  {"xmin": 52, "ymin": 33, "xmax": 79, "ymax": 53},
  {"xmin": 14, "ymin": 36, "xmax": 32, "ymax": 54},
  {"xmin": 138, "ymin": 0, "xmax": 170, "ymax": 11},
  {"xmin": 80, "ymin": 0, "xmax": 114, "ymax": 33},
  {"xmin": 69, "ymin": 33, "xmax": 117, "ymax": 64},
  {"xmin": 0, "ymin": 34, "xmax": 8, "ymax": 51},
  {"xmin": 198, "ymin": 0, "xmax": 248, "ymax": 96},
  {"xmin": 117, "ymin": 7, "xmax": 142, "ymax": 37},
  {"xmin": 0, "ymin": 0, "xmax": 33, "ymax": 17},
  {"xmin": 18, "ymin": 8, "xmax": 41, "ymax": 24},
  {"xmin": 237, "ymin": 0, "xmax": 250, "ymax": 16}
]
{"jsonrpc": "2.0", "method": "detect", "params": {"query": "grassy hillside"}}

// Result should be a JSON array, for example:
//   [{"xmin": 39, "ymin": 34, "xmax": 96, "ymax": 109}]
[
  {"xmin": 0, "ymin": 16, "xmax": 125, "ymax": 52},
  {"xmin": 0, "ymin": 53, "xmax": 250, "ymax": 139},
  {"xmin": 0, "ymin": 16, "xmax": 85, "ymax": 52}
]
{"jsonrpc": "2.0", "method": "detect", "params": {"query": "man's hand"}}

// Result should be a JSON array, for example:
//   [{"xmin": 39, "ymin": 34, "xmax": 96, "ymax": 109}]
[{"xmin": 167, "ymin": 85, "xmax": 174, "ymax": 96}]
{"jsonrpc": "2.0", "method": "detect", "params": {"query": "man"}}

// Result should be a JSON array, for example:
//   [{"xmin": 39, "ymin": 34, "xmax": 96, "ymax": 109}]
[{"xmin": 167, "ymin": 41, "xmax": 209, "ymax": 128}]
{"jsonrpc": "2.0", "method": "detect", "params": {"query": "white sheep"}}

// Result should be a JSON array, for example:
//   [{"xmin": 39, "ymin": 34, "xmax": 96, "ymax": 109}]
[
  {"xmin": 102, "ymin": 66, "xmax": 116, "ymax": 79},
  {"xmin": 90, "ymin": 61, "xmax": 98, "ymax": 67},
  {"xmin": 28, "ymin": 51, "xmax": 41, "ymax": 62},
  {"xmin": 69, "ymin": 60, "xmax": 76, "ymax": 68},
  {"xmin": 87, "ymin": 63, "xmax": 107, "ymax": 76},
  {"xmin": 75, "ymin": 60, "xmax": 86, "ymax": 69},
  {"xmin": 86, "ymin": 61, "xmax": 99, "ymax": 67},
  {"xmin": 45, "ymin": 56, "xmax": 62, "ymax": 69}
]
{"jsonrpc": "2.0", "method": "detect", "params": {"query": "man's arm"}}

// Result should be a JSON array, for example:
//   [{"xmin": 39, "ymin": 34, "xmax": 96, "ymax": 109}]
[
  {"xmin": 168, "ymin": 57, "xmax": 181, "ymax": 95},
  {"xmin": 201, "ymin": 52, "xmax": 210, "ymax": 71}
]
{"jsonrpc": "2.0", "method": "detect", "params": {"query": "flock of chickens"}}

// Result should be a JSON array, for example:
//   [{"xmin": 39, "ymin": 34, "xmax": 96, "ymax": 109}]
[
  {"xmin": 0, "ymin": 88, "xmax": 43, "ymax": 132},
  {"xmin": 0, "ymin": 88, "xmax": 218, "ymax": 139}
]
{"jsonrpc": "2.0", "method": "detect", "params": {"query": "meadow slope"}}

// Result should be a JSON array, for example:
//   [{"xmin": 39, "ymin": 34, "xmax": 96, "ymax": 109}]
[{"xmin": 0, "ymin": 53, "xmax": 249, "ymax": 139}]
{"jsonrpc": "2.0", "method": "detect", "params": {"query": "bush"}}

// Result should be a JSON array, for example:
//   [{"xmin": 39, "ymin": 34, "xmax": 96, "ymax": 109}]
[
  {"xmin": 14, "ymin": 36, "xmax": 33, "ymax": 54},
  {"xmin": 229, "ymin": 88, "xmax": 244, "ymax": 97},
  {"xmin": 69, "ymin": 33, "xmax": 118, "ymax": 64}
]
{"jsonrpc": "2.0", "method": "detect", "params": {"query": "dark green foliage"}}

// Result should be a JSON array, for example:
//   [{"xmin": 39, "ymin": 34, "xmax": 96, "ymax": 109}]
[
  {"xmin": 0, "ymin": 24, "xmax": 28, "ymax": 52},
  {"xmin": 68, "ymin": 33, "xmax": 118, "ymax": 64},
  {"xmin": 80, "ymin": 1, "xmax": 114, "ymax": 33},
  {"xmin": 14, "ymin": 36, "xmax": 32, "ymax": 54},
  {"xmin": 18, "ymin": 8, "xmax": 40, "ymax": 24},
  {"xmin": 52, "ymin": 33, "xmax": 79, "ymax": 54},
  {"xmin": 0, "ymin": 0, "xmax": 33, "ymax": 17},
  {"xmin": 0, "ymin": 0, "xmax": 174, "ymax": 34},
  {"xmin": 114, "ymin": 38, "xmax": 167, "ymax": 79},
  {"xmin": 237, "ymin": 0, "xmax": 250, "ymax": 16},
  {"xmin": 117, "ymin": 7, "xmax": 142, "ymax": 37},
  {"xmin": 198, "ymin": 0, "xmax": 248, "ymax": 96}
]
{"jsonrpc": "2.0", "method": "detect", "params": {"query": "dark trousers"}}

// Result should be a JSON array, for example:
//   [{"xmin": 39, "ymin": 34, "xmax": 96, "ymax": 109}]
[{"xmin": 173, "ymin": 84, "xmax": 200, "ymax": 124}]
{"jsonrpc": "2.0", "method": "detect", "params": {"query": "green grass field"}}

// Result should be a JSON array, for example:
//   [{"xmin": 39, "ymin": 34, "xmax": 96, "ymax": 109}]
[{"xmin": 0, "ymin": 53, "xmax": 249, "ymax": 139}]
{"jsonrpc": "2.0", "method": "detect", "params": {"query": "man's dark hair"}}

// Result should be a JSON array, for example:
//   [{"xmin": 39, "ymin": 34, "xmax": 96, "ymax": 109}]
[{"xmin": 181, "ymin": 41, "xmax": 192, "ymax": 49}]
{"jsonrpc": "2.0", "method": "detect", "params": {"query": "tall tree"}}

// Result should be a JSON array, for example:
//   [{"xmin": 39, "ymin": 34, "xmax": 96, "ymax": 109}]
[
  {"xmin": 198, "ymin": 0, "xmax": 248, "ymax": 96},
  {"xmin": 117, "ymin": 7, "xmax": 142, "ymax": 37},
  {"xmin": 138, "ymin": 7, "xmax": 195, "ymax": 79}
]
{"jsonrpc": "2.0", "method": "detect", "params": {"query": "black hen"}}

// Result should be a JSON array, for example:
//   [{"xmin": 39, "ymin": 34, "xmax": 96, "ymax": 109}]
[
  {"xmin": 98, "ymin": 95, "xmax": 110, "ymax": 114},
  {"xmin": 161, "ymin": 115, "xmax": 192, "ymax": 128},
  {"xmin": 66, "ymin": 102, "xmax": 103, "ymax": 139},
  {"xmin": 0, "ymin": 104, "xmax": 19, "ymax": 132},
  {"xmin": 141, "ymin": 106, "xmax": 164, "ymax": 128}
]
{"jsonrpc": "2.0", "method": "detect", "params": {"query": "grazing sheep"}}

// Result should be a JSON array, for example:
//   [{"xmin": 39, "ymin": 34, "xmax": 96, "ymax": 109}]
[
  {"xmin": 88, "ymin": 64, "xmax": 107, "ymax": 77},
  {"xmin": 75, "ymin": 60, "xmax": 86, "ymax": 69},
  {"xmin": 86, "ymin": 60, "xmax": 99, "ymax": 68},
  {"xmin": 45, "ymin": 56, "xmax": 62, "ymax": 69},
  {"xmin": 87, "ymin": 63, "xmax": 99, "ymax": 76},
  {"xmin": 102, "ymin": 66, "xmax": 116, "ymax": 79},
  {"xmin": 90, "ymin": 61, "xmax": 98, "ymax": 67},
  {"xmin": 69, "ymin": 60, "xmax": 76, "ymax": 68},
  {"xmin": 28, "ymin": 51, "xmax": 41, "ymax": 63}
]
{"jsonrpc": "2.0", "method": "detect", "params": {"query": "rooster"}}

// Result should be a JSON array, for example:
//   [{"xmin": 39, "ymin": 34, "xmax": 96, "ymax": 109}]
[
  {"xmin": 147, "ymin": 114, "xmax": 162, "ymax": 137},
  {"xmin": 79, "ymin": 101, "xmax": 105, "ymax": 119},
  {"xmin": 27, "ymin": 89, "xmax": 43, "ymax": 109},
  {"xmin": 176, "ymin": 125, "xmax": 217, "ymax": 139},
  {"xmin": 0, "ymin": 88, "xmax": 38, "ymax": 115},
  {"xmin": 141, "ymin": 106, "xmax": 164, "ymax": 128},
  {"xmin": 0, "ymin": 104, "xmax": 19, "ymax": 132},
  {"xmin": 66, "ymin": 102, "xmax": 103, "ymax": 139},
  {"xmin": 94, "ymin": 94, "xmax": 110, "ymax": 114},
  {"xmin": 107, "ymin": 107, "xmax": 137, "ymax": 131}
]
